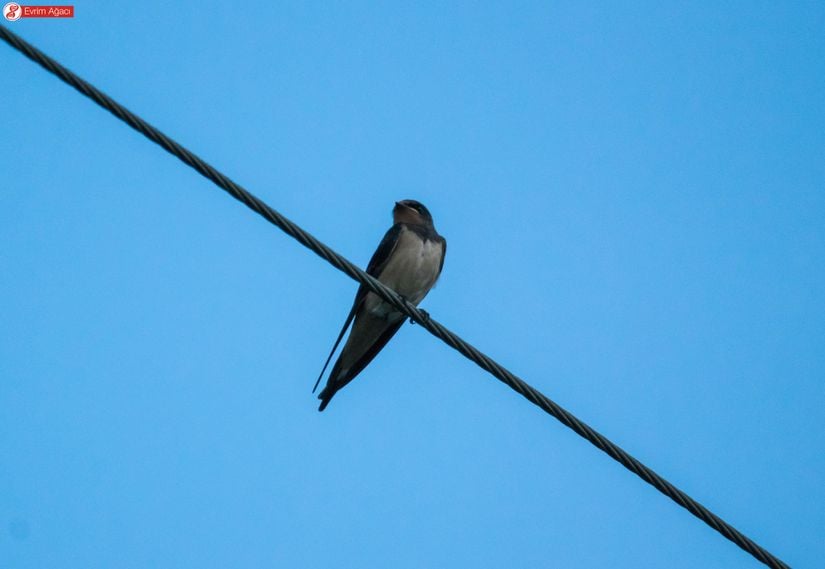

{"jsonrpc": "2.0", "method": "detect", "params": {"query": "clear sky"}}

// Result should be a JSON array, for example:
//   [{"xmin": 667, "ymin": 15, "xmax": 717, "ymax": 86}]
[{"xmin": 2, "ymin": 2, "xmax": 824, "ymax": 568}]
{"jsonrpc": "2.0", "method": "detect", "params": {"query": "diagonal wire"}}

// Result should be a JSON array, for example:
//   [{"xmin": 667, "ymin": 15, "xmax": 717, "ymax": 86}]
[{"xmin": 0, "ymin": 25, "xmax": 790, "ymax": 569}]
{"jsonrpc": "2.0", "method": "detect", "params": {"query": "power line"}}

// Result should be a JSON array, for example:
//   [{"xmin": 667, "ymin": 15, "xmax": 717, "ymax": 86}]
[{"xmin": 0, "ymin": 25, "xmax": 790, "ymax": 569}]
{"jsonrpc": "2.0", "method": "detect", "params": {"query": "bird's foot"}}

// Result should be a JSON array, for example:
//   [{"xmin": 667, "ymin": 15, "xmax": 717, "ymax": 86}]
[
  {"xmin": 411, "ymin": 309, "xmax": 430, "ymax": 325},
  {"xmin": 396, "ymin": 295, "xmax": 429, "ymax": 326}
]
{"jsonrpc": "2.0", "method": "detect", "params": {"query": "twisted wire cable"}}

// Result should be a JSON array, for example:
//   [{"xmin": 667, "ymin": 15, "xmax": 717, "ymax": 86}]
[{"xmin": 0, "ymin": 25, "xmax": 790, "ymax": 569}]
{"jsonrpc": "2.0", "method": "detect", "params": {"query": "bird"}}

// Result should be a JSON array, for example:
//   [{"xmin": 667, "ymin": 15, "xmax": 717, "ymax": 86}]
[{"xmin": 313, "ymin": 199, "xmax": 447, "ymax": 411}]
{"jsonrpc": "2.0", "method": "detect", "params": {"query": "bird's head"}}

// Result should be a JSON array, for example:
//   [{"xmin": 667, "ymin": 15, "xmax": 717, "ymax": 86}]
[{"xmin": 393, "ymin": 199, "xmax": 434, "ymax": 227}]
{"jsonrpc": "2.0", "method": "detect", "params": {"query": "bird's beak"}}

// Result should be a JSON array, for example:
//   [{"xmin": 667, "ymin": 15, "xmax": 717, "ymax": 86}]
[{"xmin": 392, "ymin": 201, "xmax": 416, "ymax": 224}]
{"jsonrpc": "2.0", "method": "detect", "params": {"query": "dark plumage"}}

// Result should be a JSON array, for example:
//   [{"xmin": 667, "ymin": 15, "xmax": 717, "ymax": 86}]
[{"xmin": 314, "ymin": 200, "xmax": 446, "ymax": 411}]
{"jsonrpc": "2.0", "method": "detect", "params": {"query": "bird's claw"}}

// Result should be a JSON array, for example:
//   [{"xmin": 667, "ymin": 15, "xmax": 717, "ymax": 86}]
[
  {"xmin": 411, "ymin": 309, "xmax": 430, "ymax": 325},
  {"xmin": 397, "ymin": 295, "xmax": 429, "ymax": 325}
]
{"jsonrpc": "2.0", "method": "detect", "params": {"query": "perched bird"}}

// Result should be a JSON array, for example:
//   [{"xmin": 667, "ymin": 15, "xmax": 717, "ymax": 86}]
[{"xmin": 313, "ymin": 200, "xmax": 447, "ymax": 411}]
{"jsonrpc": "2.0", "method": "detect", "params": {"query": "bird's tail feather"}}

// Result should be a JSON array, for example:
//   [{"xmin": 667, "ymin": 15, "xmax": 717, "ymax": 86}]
[
  {"xmin": 317, "ymin": 385, "xmax": 334, "ymax": 411},
  {"xmin": 312, "ymin": 306, "xmax": 357, "ymax": 393}
]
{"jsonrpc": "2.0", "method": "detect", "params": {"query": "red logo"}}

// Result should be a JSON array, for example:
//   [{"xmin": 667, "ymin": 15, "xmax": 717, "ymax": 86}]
[
  {"xmin": 3, "ymin": 3, "xmax": 74, "ymax": 19},
  {"xmin": 4, "ymin": 2, "xmax": 21, "ymax": 20}
]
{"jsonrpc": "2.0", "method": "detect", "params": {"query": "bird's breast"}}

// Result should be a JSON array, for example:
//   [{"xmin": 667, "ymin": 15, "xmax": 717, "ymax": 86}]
[{"xmin": 368, "ymin": 228, "xmax": 443, "ymax": 316}]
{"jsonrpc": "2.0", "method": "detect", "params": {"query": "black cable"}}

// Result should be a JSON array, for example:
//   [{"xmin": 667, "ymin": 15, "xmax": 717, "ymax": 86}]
[{"xmin": 0, "ymin": 25, "xmax": 790, "ymax": 569}]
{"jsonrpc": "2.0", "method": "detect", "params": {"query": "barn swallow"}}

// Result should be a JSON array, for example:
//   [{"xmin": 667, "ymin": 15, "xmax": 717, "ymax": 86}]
[{"xmin": 313, "ymin": 200, "xmax": 447, "ymax": 411}]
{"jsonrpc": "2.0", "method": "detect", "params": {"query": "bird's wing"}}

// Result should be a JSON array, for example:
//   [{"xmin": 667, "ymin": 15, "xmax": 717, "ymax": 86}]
[
  {"xmin": 312, "ymin": 224, "xmax": 403, "ymax": 393},
  {"xmin": 437, "ymin": 235, "xmax": 447, "ymax": 279},
  {"xmin": 317, "ymin": 316, "xmax": 405, "ymax": 411},
  {"xmin": 355, "ymin": 223, "xmax": 405, "ymax": 306}
]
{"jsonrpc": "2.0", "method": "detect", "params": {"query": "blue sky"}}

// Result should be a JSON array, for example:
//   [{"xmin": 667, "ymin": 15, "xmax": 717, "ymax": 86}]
[{"xmin": 2, "ymin": 2, "xmax": 824, "ymax": 567}]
